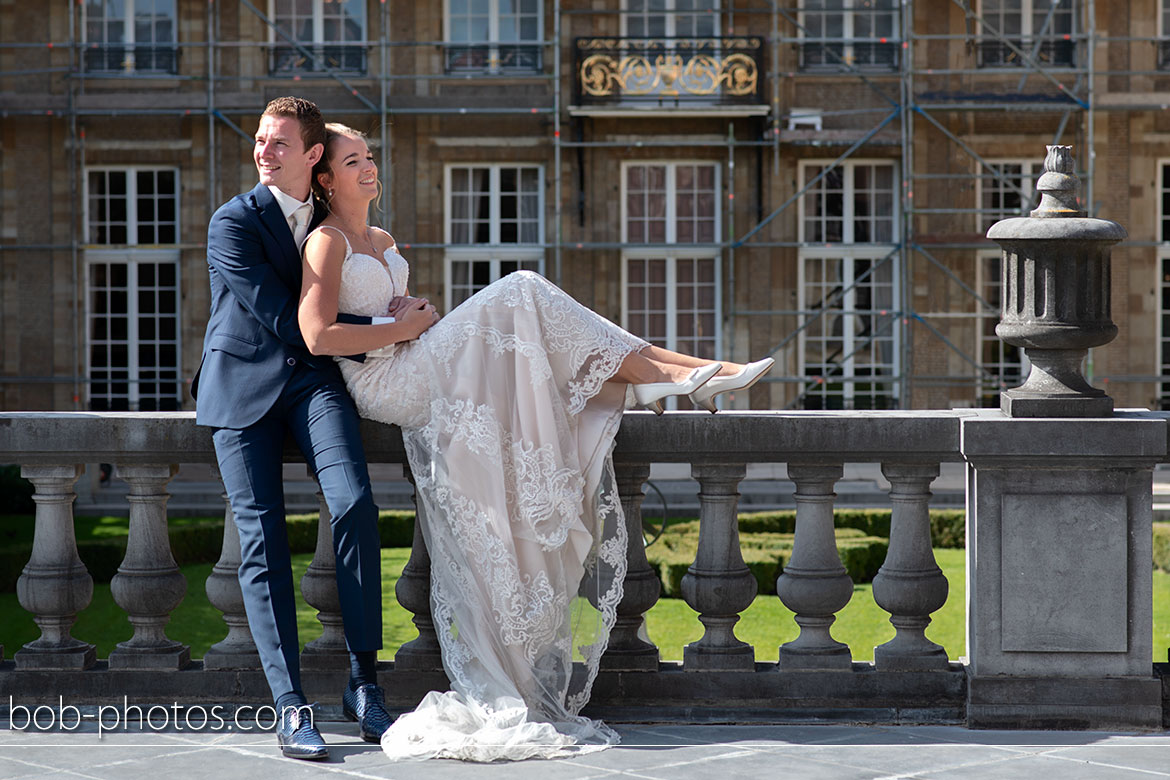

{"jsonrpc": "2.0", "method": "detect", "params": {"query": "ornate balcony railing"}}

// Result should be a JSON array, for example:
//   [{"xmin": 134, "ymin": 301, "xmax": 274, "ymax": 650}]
[
  {"xmin": 573, "ymin": 37, "xmax": 765, "ymax": 109},
  {"xmin": 1, "ymin": 409, "xmax": 1165, "ymax": 729}
]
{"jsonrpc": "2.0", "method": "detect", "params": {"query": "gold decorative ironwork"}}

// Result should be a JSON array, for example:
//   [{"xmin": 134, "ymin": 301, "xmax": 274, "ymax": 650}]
[{"xmin": 579, "ymin": 49, "xmax": 759, "ymax": 98}]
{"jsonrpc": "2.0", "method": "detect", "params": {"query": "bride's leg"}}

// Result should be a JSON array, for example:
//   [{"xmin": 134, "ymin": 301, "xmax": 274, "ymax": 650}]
[
  {"xmin": 612, "ymin": 345, "xmax": 742, "ymax": 385},
  {"xmin": 638, "ymin": 345, "xmax": 744, "ymax": 377}
]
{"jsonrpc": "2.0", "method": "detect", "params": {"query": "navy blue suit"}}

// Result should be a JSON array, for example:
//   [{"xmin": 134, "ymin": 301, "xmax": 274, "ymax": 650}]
[{"xmin": 192, "ymin": 183, "xmax": 380, "ymax": 701}]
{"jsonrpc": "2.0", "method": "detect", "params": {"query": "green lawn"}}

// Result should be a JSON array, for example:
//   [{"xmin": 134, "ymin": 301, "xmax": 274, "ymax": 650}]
[{"xmin": 3, "ymin": 547, "xmax": 1170, "ymax": 663}]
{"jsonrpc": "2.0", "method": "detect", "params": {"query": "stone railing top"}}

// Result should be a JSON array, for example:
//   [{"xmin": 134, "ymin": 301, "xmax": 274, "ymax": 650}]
[{"xmin": 0, "ymin": 409, "xmax": 987, "ymax": 466}]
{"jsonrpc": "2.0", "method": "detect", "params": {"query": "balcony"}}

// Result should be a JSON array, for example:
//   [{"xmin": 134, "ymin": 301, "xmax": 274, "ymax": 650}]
[
  {"xmin": 1, "ymin": 408, "xmax": 1166, "ymax": 730},
  {"xmin": 571, "ymin": 37, "xmax": 768, "ymax": 117}
]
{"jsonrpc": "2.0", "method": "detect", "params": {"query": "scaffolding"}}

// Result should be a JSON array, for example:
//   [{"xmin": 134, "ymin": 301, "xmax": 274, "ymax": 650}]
[{"xmin": 2, "ymin": 0, "xmax": 1167, "ymax": 411}]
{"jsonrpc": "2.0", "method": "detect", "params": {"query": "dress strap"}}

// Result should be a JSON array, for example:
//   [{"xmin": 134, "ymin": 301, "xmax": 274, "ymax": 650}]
[{"xmin": 308, "ymin": 224, "xmax": 352, "ymax": 258}]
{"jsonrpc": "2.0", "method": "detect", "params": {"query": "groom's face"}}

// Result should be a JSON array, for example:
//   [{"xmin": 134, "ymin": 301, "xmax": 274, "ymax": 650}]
[{"xmin": 254, "ymin": 114, "xmax": 322, "ymax": 200}]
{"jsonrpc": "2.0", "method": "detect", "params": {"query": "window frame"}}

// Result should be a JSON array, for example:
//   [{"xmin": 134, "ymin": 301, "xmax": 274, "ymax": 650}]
[
  {"xmin": 975, "ymin": 249, "xmax": 1027, "ymax": 407},
  {"xmin": 268, "ymin": 0, "xmax": 368, "ymax": 75},
  {"xmin": 797, "ymin": 159, "xmax": 899, "ymax": 245},
  {"xmin": 1159, "ymin": 160, "xmax": 1170, "ymax": 407},
  {"xmin": 975, "ymin": 158, "xmax": 1043, "ymax": 234},
  {"xmin": 797, "ymin": 0, "xmax": 901, "ymax": 72},
  {"xmin": 81, "ymin": 0, "xmax": 178, "ymax": 75},
  {"xmin": 443, "ymin": 0, "xmax": 544, "ymax": 74},
  {"xmin": 443, "ymin": 163, "xmax": 546, "ymax": 311},
  {"xmin": 976, "ymin": 0, "xmax": 1078, "ymax": 69},
  {"xmin": 619, "ymin": 0, "xmax": 720, "ymax": 38}
]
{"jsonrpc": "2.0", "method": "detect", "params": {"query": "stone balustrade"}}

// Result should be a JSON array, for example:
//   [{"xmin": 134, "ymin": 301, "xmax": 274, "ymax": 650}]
[{"xmin": 0, "ymin": 409, "xmax": 1165, "ymax": 729}]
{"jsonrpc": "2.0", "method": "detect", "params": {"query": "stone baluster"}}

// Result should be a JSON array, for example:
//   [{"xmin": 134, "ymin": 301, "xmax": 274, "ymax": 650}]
[
  {"xmin": 777, "ymin": 463, "xmax": 853, "ymax": 670},
  {"xmin": 872, "ymin": 463, "xmax": 950, "ymax": 670},
  {"xmin": 395, "ymin": 470, "xmax": 444, "ymax": 670},
  {"xmin": 15, "ymin": 464, "xmax": 95, "ymax": 670},
  {"xmin": 601, "ymin": 462, "xmax": 660, "ymax": 671},
  {"xmin": 300, "ymin": 471, "xmax": 349, "ymax": 670},
  {"xmin": 202, "ymin": 464, "xmax": 260, "ymax": 669},
  {"xmin": 108, "ymin": 464, "xmax": 190, "ymax": 669},
  {"xmin": 681, "ymin": 463, "xmax": 756, "ymax": 670}
]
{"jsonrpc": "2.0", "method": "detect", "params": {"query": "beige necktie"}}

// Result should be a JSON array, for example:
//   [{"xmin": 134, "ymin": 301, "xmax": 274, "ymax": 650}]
[{"xmin": 292, "ymin": 203, "xmax": 312, "ymax": 248}]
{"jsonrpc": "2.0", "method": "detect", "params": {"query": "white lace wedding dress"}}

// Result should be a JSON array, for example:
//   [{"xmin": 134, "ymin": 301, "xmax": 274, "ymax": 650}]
[{"xmin": 323, "ymin": 227, "xmax": 646, "ymax": 761}]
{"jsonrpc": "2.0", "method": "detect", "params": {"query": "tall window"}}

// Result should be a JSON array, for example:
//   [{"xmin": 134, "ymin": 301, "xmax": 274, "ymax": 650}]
[
  {"xmin": 622, "ymin": 0, "xmax": 718, "ymax": 37},
  {"xmin": 978, "ymin": 159, "xmax": 1042, "ymax": 232},
  {"xmin": 1159, "ymin": 162, "xmax": 1170, "ymax": 407},
  {"xmin": 976, "ymin": 252, "xmax": 1026, "ymax": 407},
  {"xmin": 271, "ymin": 0, "xmax": 366, "ymax": 74},
  {"xmin": 800, "ymin": 0, "xmax": 899, "ymax": 70},
  {"xmin": 84, "ymin": 0, "xmax": 177, "ymax": 74},
  {"xmin": 978, "ymin": 0, "xmax": 1077, "ymax": 67},
  {"xmin": 622, "ymin": 162, "xmax": 721, "ymax": 407},
  {"xmin": 85, "ymin": 168, "xmax": 181, "ymax": 411},
  {"xmin": 798, "ymin": 161, "xmax": 899, "ymax": 409},
  {"xmin": 445, "ymin": 165, "xmax": 544, "ymax": 309},
  {"xmin": 446, "ymin": 0, "xmax": 541, "ymax": 73},
  {"xmin": 1161, "ymin": 0, "xmax": 1170, "ymax": 70}
]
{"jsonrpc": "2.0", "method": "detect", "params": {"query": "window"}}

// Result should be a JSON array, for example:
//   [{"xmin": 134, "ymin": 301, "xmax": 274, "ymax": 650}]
[
  {"xmin": 798, "ymin": 160, "xmax": 899, "ymax": 409},
  {"xmin": 84, "ymin": 0, "xmax": 177, "ymax": 74},
  {"xmin": 800, "ymin": 0, "xmax": 899, "ymax": 70},
  {"xmin": 271, "ymin": 0, "xmax": 366, "ymax": 74},
  {"xmin": 1159, "ymin": 162, "xmax": 1170, "ymax": 407},
  {"xmin": 622, "ymin": 162, "xmax": 722, "ymax": 407},
  {"xmin": 622, "ymin": 0, "xmax": 718, "ymax": 37},
  {"xmin": 1161, "ymin": 1, "xmax": 1170, "ymax": 70},
  {"xmin": 446, "ymin": 0, "xmax": 541, "ymax": 73},
  {"xmin": 978, "ymin": 159, "xmax": 1042, "ymax": 233},
  {"xmin": 978, "ymin": 0, "xmax": 1077, "ymax": 68},
  {"xmin": 85, "ymin": 168, "xmax": 181, "ymax": 411},
  {"xmin": 445, "ymin": 165, "xmax": 544, "ymax": 309},
  {"xmin": 976, "ymin": 252, "xmax": 1026, "ymax": 407}
]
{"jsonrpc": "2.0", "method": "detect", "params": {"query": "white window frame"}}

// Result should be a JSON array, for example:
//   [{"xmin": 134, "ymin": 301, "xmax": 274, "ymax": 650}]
[
  {"xmin": 796, "ymin": 159, "xmax": 900, "ymax": 409},
  {"xmin": 1158, "ymin": 160, "xmax": 1170, "ymax": 406},
  {"xmin": 443, "ymin": 164, "xmax": 545, "ymax": 311},
  {"xmin": 83, "ymin": 166, "xmax": 181, "ymax": 411},
  {"xmin": 619, "ymin": 0, "xmax": 720, "ymax": 38},
  {"xmin": 620, "ymin": 160, "xmax": 723, "ymax": 408},
  {"xmin": 444, "ymin": 0, "xmax": 543, "ymax": 74},
  {"xmin": 976, "ymin": 0, "xmax": 1078, "ymax": 68},
  {"xmin": 268, "ymin": 0, "xmax": 367, "ymax": 74},
  {"xmin": 82, "ymin": 0, "xmax": 177, "ymax": 74},
  {"xmin": 1161, "ymin": 0, "xmax": 1170, "ymax": 69},
  {"xmin": 975, "ymin": 249, "xmax": 1028, "ymax": 407},
  {"xmin": 798, "ymin": 0, "xmax": 900, "ymax": 71},
  {"xmin": 976, "ymin": 158, "xmax": 1042, "ymax": 233}
]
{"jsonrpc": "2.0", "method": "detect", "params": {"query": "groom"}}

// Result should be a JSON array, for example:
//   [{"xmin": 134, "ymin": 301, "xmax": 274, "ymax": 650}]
[{"xmin": 191, "ymin": 96, "xmax": 390, "ymax": 760}]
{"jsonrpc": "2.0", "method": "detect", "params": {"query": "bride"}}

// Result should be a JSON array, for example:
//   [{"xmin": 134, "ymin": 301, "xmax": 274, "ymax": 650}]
[{"xmin": 297, "ymin": 123, "xmax": 773, "ymax": 761}]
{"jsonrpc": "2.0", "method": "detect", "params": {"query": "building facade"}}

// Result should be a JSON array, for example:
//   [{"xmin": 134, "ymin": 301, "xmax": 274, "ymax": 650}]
[{"xmin": 2, "ymin": 0, "xmax": 1169, "ymax": 413}]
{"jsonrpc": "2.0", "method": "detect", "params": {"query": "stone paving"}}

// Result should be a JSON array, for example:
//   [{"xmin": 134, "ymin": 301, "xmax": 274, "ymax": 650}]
[{"xmin": 3, "ymin": 720, "xmax": 1170, "ymax": 780}]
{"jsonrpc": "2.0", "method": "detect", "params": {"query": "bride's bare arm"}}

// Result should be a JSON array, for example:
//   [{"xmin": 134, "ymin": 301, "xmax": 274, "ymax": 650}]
[{"xmin": 298, "ymin": 228, "xmax": 436, "ymax": 356}]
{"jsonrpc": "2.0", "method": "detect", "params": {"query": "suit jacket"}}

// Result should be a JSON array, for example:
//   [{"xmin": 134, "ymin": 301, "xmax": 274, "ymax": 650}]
[{"xmin": 192, "ymin": 183, "xmax": 366, "ymax": 429}]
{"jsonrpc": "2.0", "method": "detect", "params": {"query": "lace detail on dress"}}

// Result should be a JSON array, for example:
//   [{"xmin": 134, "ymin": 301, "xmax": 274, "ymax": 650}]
[{"xmin": 333, "ymin": 266, "xmax": 644, "ymax": 762}]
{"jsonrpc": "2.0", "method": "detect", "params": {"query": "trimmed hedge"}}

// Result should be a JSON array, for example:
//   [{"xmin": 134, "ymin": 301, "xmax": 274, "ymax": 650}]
[
  {"xmin": 1154, "ymin": 522, "xmax": 1170, "ymax": 573},
  {"xmin": 645, "ymin": 525, "xmax": 889, "ymax": 598},
  {"xmin": 732, "ymin": 508, "xmax": 966, "ymax": 549},
  {"xmin": 0, "ymin": 510, "xmax": 417, "ymax": 592}
]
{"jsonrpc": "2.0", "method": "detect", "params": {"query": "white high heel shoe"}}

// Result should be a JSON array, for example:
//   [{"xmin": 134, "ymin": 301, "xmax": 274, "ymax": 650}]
[
  {"xmin": 632, "ymin": 363, "xmax": 722, "ymax": 415},
  {"xmin": 688, "ymin": 357, "xmax": 775, "ymax": 413}
]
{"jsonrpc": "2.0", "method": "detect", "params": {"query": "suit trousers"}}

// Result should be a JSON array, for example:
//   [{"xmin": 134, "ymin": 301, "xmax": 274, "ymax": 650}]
[{"xmin": 212, "ymin": 363, "xmax": 381, "ymax": 701}]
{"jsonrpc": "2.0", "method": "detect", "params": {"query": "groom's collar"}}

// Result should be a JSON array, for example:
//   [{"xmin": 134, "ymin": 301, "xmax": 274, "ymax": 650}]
[{"xmin": 267, "ymin": 185, "xmax": 314, "ymax": 221}]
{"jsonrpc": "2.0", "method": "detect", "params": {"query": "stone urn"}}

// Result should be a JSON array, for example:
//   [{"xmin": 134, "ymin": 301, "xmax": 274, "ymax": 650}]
[{"xmin": 986, "ymin": 145, "xmax": 1126, "ymax": 417}]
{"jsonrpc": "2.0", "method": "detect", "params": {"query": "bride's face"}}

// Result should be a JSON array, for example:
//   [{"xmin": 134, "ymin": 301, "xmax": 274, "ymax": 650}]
[{"xmin": 320, "ymin": 134, "xmax": 378, "ymax": 206}]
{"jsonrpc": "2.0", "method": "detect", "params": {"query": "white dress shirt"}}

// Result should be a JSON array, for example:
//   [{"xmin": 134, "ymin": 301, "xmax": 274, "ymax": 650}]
[{"xmin": 267, "ymin": 186, "xmax": 314, "ymax": 249}]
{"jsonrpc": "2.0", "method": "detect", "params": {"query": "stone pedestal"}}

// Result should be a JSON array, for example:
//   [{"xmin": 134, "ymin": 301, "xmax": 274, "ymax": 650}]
[{"xmin": 962, "ymin": 412, "xmax": 1164, "ymax": 729}]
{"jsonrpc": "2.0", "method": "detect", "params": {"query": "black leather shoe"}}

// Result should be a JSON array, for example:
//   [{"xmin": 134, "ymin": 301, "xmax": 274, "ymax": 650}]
[
  {"xmin": 276, "ymin": 704, "xmax": 328, "ymax": 760},
  {"xmin": 342, "ymin": 684, "xmax": 393, "ymax": 742}
]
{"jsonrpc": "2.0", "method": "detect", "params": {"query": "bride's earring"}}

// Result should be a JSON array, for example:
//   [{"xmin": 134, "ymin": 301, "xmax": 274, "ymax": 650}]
[{"xmin": 328, "ymin": 189, "xmax": 334, "ymax": 199}]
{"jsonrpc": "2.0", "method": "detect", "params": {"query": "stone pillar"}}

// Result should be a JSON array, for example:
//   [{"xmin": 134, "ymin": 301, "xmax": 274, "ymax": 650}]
[
  {"xmin": 300, "ymin": 473, "xmax": 349, "ymax": 670},
  {"xmin": 777, "ymin": 463, "xmax": 852, "ymax": 670},
  {"xmin": 872, "ymin": 462, "xmax": 949, "ymax": 670},
  {"xmin": 108, "ymin": 464, "xmax": 190, "ymax": 670},
  {"xmin": 963, "ymin": 413, "xmax": 1164, "ymax": 729},
  {"xmin": 15, "ymin": 465, "xmax": 95, "ymax": 670},
  {"xmin": 987, "ymin": 145, "xmax": 1126, "ymax": 418},
  {"xmin": 202, "ymin": 464, "xmax": 260, "ymax": 669},
  {"xmin": 394, "ymin": 472, "xmax": 443, "ymax": 671},
  {"xmin": 681, "ymin": 463, "xmax": 756, "ymax": 671},
  {"xmin": 601, "ymin": 462, "xmax": 660, "ymax": 671}
]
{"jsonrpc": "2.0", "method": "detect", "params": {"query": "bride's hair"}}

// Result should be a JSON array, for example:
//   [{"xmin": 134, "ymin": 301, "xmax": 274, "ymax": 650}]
[{"xmin": 311, "ymin": 123, "xmax": 382, "ymax": 213}]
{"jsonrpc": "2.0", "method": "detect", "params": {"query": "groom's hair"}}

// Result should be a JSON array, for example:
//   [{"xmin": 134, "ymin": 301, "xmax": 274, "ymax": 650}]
[{"xmin": 261, "ymin": 96, "xmax": 326, "ymax": 153}]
